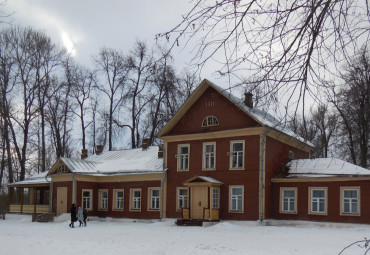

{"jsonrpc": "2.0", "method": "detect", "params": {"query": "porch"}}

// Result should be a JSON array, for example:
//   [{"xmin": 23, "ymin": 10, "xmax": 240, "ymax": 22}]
[
  {"xmin": 176, "ymin": 208, "xmax": 220, "ymax": 226},
  {"xmin": 176, "ymin": 176, "xmax": 222, "ymax": 226},
  {"xmin": 8, "ymin": 185, "xmax": 51, "ymax": 215}
]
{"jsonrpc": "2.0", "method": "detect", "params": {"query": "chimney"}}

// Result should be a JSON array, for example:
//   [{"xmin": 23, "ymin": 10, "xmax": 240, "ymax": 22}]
[
  {"xmin": 142, "ymin": 138, "xmax": 150, "ymax": 150},
  {"xmin": 158, "ymin": 145, "xmax": 164, "ymax": 158},
  {"xmin": 244, "ymin": 92, "xmax": 253, "ymax": 108},
  {"xmin": 81, "ymin": 149, "xmax": 88, "ymax": 160},
  {"xmin": 96, "ymin": 145, "xmax": 104, "ymax": 155}
]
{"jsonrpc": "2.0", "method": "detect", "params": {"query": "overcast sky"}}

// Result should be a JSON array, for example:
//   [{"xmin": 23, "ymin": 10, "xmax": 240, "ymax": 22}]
[{"xmin": 4, "ymin": 0, "xmax": 200, "ymax": 76}]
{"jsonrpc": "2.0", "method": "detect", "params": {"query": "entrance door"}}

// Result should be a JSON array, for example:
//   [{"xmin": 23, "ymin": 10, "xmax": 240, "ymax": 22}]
[
  {"xmin": 57, "ymin": 187, "xmax": 67, "ymax": 215},
  {"xmin": 191, "ymin": 186, "xmax": 208, "ymax": 219}
]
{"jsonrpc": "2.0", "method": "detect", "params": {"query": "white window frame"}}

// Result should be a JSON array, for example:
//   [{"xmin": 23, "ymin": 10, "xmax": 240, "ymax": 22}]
[
  {"xmin": 82, "ymin": 189, "xmax": 92, "ymax": 210},
  {"xmin": 130, "ymin": 189, "xmax": 141, "ymax": 211},
  {"xmin": 203, "ymin": 142, "xmax": 216, "ymax": 170},
  {"xmin": 309, "ymin": 188, "xmax": 327, "ymax": 215},
  {"xmin": 177, "ymin": 144, "xmax": 190, "ymax": 171},
  {"xmin": 148, "ymin": 188, "xmax": 160, "ymax": 211},
  {"xmin": 177, "ymin": 187, "xmax": 189, "ymax": 211},
  {"xmin": 113, "ymin": 189, "xmax": 124, "ymax": 211},
  {"xmin": 229, "ymin": 186, "xmax": 244, "ymax": 213},
  {"xmin": 280, "ymin": 187, "xmax": 297, "ymax": 214},
  {"xmin": 340, "ymin": 187, "xmax": 360, "ymax": 216},
  {"xmin": 202, "ymin": 115, "xmax": 219, "ymax": 127},
  {"xmin": 212, "ymin": 187, "xmax": 220, "ymax": 209},
  {"xmin": 99, "ymin": 189, "xmax": 108, "ymax": 211},
  {"xmin": 230, "ymin": 141, "xmax": 245, "ymax": 170}
]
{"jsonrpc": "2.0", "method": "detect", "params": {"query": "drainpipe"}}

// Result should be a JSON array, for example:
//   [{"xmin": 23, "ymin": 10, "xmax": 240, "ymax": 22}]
[
  {"xmin": 46, "ymin": 175, "xmax": 52, "ymax": 214},
  {"xmin": 259, "ymin": 127, "xmax": 269, "ymax": 222},
  {"xmin": 72, "ymin": 173, "xmax": 77, "ymax": 204},
  {"xmin": 160, "ymin": 142, "xmax": 167, "ymax": 220},
  {"xmin": 160, "ymin": 169, "xmax": 168, "ymax": 220}
]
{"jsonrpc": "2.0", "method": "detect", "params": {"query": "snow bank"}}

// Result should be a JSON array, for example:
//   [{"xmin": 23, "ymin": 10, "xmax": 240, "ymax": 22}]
[{"xmin": 0, "ymin": 216, "xmax": 368, "ymax": 255}]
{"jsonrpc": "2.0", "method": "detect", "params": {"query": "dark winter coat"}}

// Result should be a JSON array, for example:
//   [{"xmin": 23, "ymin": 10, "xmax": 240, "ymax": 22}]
[
  {"xmin": 83, "ymin": 209, "xmax": 88, "ymax": 220},
  {"xmin": 70, "ymin": 204, "xmax": 77, "ymax": 222}
]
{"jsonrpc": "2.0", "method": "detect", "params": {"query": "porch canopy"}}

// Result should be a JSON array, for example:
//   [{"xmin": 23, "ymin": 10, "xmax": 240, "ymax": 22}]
[
  {"xmin": 7, "ymin": 172, "xmax": 51, "ymax": 214},
  {"xmin": 183, "ymin": 176, "xmax": 223, "ymax": 221}
]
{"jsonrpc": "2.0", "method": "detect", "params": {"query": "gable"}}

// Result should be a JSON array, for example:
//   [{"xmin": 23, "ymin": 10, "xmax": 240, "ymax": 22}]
[
  {"xmin": 166, "ymin": 86, "xmax": 261, "ymax": 136},
  {"xmin": 48, "ymin": 159, "xmax": 72, "ymax": 175}
]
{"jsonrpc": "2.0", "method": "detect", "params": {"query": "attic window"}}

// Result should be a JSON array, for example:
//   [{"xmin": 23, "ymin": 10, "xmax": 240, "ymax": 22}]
[
  {"xmin": 57, "ymin": 165, "xmax": 68, "ymax": 173},
  {"xmin": 202, "ymin": 116, "xmax": 219, "ymax": 127}
]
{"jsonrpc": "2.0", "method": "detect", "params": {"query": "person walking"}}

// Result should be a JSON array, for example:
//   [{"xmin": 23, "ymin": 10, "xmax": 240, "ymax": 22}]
[
  {"xmin": 83, "ymin": 208, "xmax": 88, "ymax": 227},
  {"xmin": 69, "ymin": 204, "xmax": 77, "ymax": 228},
  {"xmin": 77, "ymin": 206, "xmax": 84, "ymax": 227}
]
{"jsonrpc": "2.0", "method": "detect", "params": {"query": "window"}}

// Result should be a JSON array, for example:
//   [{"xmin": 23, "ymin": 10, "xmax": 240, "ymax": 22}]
[
  {"xmin": 44, "ymin": 190, "xmax": 50, "ymax": 205},
  {"xmin": 131, "ymin": 189, "xmax": 141, "ymax": 211},
  {"xmin": 202, "ymin": 116, "xmax": 219, "ymax": 127},
  {"xmin": 280, "ymin": 188, "xmax": 297, "ymax": 213},
  {"xmin": 149, "ymin": 188, "xmax": 160, "ymax": 210},
  {"xmin": 177, "ymin": 188, "xmax": 189, "ymax": 210},
  {"xmin": 177, "ymin": 144, "xmax": 190, "ymax": 171},
  {"xmin": 289, "ymin": 151, "xmax": 294, "ymax": 160},
  {"xmin": 212, "ymin": 188, "xmax": 220, "ymax": 209},
  {"xmin": 56, "ymin": 165, "xmax": 69, "ymax": 173},
  {"xmin": 113, "ymin": 189, "xmax": 124, "ymax": 210},
  {"xmin": 82, "ymin": 190, "xmax": 92, "ymax": 210},
  {"xmin": 230, "ymin": 141, "xmax": 244, "ymax": 169},
  {"xmin": 309, "ymin": 188, "xmax": 327, "ymax": 214},
  {"xmin": 341, "ymin": 187, "xmax": 360, "ymax": 215},
  {"xmin": 229, "ymin": 186, "xmax": 244, "ymax": 212},
  {"xmin": 99, "ymin": 190, "xmax": 108, "ymax": 210},
  {"xmin": 203, "ymin": 142, "xmax": 216, "ymax": 170}
]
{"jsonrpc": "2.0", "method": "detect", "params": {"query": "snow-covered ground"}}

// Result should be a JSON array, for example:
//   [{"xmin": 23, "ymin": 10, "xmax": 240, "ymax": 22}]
[{"xmin": 0, "ymin": 214, "xmax": 368, "ymax": 255}]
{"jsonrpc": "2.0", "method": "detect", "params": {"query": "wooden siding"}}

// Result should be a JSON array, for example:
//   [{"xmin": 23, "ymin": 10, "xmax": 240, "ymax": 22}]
[
  {"xmin": 9, "ymin": 205, "xmax": 49, "ymax": 214},
  {"xmin": 168, "ymin": 86, "xmax": 261, "ymax": 136},
  {"xmin": 264, "ymin": 136, "xmax": 309, "ymax": 219},
  {"xmin": 166, "ymin": 135, "xmax": 261, "ymax": 220},
  {"xmin": 272, "ymin": 180, "xmax": 370, "ymax": 224},
  {"xmin": 76, "ymin": 180, "xmax": 162, "ymax": 219}
]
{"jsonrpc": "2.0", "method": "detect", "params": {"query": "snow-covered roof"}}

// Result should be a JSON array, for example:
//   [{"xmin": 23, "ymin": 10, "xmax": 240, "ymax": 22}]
[
  {"xmin": 8, "ymin": 171, "xmax": 51, "ymax": 187},
  {"xmin": 55, "ymin": 146, "xmax": 163, "ymax": 175},
  {"xmin": 60, "ymin": 158, "xmax": 99, "ymax": 173},
  {"xmin": 286, "ymin": 158, "xmax": 370, "ymax": 178},
  {"xmin": 183, "ymin": 175, "xmax": 224, "ymax": 185},
  {"xmin": 210, "ymin": 81, "xmax": 313, "ymax": 147},
  {"xmin": 196, "ymin": 176, "xmax": 223, "ymax": 184}
]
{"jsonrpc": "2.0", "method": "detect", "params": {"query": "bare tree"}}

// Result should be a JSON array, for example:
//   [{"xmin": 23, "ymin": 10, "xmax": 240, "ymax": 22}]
[
  {"xmin": 0, "ymin": 27, "xmax": 15, "ymax": 188},
  {"xmin": 67, "ymin": 60, "xmax": 94, "ymax": 151},
  {"xmin": 157, "ymin": 0, "xmax": 370, "ymax": 115},
  {"xmin": 144, "ymin": 52, "xmax": 177, "ymax": 145},
  {"xmin": 310, "ymin": 105, "xmax": 337, "ymax": 158},
  {"xmin": 46, "ymin": 77, "xmax": 73, "ymax": 158},
  {"xmin": 125, "ymin": 41, "xmax": 154, "ymax": 148},
  {"xmin": 330, "ymin": 46, "xmax": 370, "ymax": 168},
  {"xmin": 33, "ymin": 31, "xmax": 64, "ymax": 173},
  {"xmin": 6, "ymin": 27, "xmax": 50, "ymax": 181},
  {"xmin": 94, "ymin": 48, "xmax": 129, "ymax": 151}
]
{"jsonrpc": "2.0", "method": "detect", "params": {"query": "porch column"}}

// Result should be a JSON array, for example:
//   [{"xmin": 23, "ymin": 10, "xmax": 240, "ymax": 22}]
[
  {"xmin": 7, "ymin": 187, "xmax": 13, "ymax": 212},
  {"xmin": 33, "ymin": 188, "xmax": 37, "ymax": 214},
  {"xmin": 20, "ymin": 188, "xmax": 24, "ymax": 214},
  {"xmin": 49, "ymin": 181, "xmax": 53, "ymax": 213}
]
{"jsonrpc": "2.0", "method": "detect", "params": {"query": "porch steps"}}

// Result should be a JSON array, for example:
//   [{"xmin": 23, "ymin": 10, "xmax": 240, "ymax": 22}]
[{"xmin": 176, "ymin": 219, "xmax": 203, "ymax": 226}]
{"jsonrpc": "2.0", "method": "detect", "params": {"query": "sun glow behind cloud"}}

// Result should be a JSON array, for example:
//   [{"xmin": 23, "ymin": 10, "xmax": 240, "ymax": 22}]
[
  {"xmin": 61, "ymin": 32, "xmax": 76, "ymax": 56},
  {"xmin": 7, "ymin": 0, "xmax": 82, "ymax": 58}
]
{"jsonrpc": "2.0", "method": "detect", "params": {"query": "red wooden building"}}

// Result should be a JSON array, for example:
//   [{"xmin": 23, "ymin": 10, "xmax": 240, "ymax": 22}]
[
  {"xmin": 8, "ymin": 79, "xmax": 370, "ymax": 225},
  {"xmin": 158, "ymin": 79, "xmax": 311, "ymax": 222}
]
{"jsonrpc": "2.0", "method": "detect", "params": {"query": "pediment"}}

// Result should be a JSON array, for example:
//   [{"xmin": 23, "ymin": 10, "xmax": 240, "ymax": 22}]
[{"xmin": 48, "ymin": 159, "xmax": 71, "ymax": 175}]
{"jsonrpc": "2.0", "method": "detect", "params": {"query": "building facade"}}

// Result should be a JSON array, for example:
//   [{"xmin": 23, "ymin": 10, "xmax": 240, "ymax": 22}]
[{"xmin": 8, "ymin": 79, "xmax": 370, "ymax": 224}]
